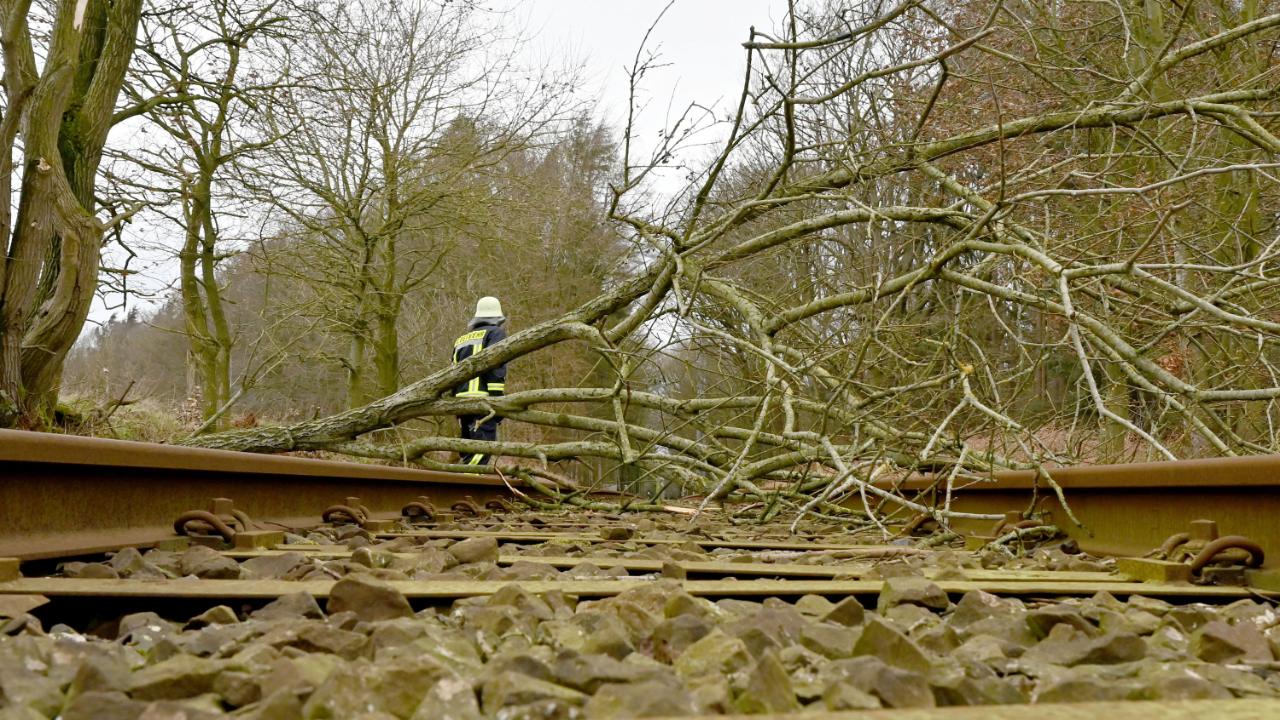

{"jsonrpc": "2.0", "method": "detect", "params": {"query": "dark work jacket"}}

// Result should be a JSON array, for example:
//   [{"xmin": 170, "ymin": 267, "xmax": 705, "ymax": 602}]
[{"xmin": 452, "ymin": 318, "xmax": 507, "ymax": 398}]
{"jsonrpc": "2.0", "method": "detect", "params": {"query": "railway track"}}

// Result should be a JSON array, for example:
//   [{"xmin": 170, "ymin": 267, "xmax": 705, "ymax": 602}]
[
  {"xmin": 3, "ymin": 428, "xmax": 1280, "ymax": 718},
  {"xmin": 0, "ymin": 429, "xmax": 513, "ymax": 560},
  {"xmin": 912, "ymin": 455, "xmax": 1280, "ymax": 566},
  {"xmin": 5, "ymin": 429, "xmax": 1278, "ymax": 567}
]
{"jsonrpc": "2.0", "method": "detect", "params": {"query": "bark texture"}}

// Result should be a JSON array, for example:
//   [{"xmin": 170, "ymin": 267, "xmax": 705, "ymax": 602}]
[{"xmin": 0, "ymin": 0, "xmax": 143, "ymax": 426}]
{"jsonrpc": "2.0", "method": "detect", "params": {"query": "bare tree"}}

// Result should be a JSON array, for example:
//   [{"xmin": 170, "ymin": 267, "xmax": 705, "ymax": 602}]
[
  {"xmin": 108, "ymin": 0, "xmax": 295, "ymax": 428},
  {"xmin": 1, "ymin": 0, "xmax": 144, "ymax": 427},
  {"xmin": 246, "ymin": 0, "xmax": 582, "ymax": 408}
]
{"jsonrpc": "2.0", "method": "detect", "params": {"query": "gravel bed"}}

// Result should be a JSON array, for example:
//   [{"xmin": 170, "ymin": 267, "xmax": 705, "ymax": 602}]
[{"xmin": 1, "ymin": 512, "xmax": 1275, "ymax": 718}]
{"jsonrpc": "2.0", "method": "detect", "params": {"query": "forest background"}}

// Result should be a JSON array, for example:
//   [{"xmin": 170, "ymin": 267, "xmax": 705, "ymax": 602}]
[{"xmin": 8, "ymin": 0, "xmax": 1280, "ymax": 515}]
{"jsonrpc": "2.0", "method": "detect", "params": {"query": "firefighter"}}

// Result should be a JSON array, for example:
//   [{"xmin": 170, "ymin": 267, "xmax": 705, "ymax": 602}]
[{"xmin": 452, "ymin": 296, "xmax": 507, "ymax": 465}]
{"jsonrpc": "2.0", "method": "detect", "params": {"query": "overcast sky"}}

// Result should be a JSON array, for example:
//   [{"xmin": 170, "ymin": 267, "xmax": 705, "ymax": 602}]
[
  {"xmin": 89, "ymin": 0, "xmax": 788, "ymax": 327},
  {"xmin": 498, "ymin": 0, "xmax": 785, "ymax": 139}
]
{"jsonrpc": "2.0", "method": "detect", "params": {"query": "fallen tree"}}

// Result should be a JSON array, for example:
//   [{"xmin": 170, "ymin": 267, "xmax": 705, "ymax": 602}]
[{"xmin": 188, "ymin": 0, "xmax": 1280, "ymax": 531}]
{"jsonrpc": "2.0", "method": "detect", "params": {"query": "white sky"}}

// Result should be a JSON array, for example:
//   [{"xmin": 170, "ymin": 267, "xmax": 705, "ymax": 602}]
[
  {"xmin": 498, "ymin": 0, "xmax": 785, "ymax": 142},
  {"xmin": 89, "ymin": 0, "xmax": 787, "ymax": 327}
]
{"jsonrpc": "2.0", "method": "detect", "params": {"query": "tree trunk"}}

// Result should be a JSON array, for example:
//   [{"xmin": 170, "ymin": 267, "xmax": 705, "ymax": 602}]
[
  {"xmin": 179, "ymin": 175, "xmax": 234, "ymax": 427},
  {"xmin": 372, "ymin": 305, "xmax": 399, "ymax": 399},
  {"xmin": 346, "ymin": 332, "xmax": 368, "ymax": 407},
  {"xmin": 0, "ymin": 0, "xmax": 144, "ymax": 427}
]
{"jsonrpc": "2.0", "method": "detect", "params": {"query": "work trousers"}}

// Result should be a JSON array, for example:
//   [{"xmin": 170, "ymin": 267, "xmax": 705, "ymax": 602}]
[{"xmin": 459, "ymin": 414, "xmax": 501, "ymax": 465}]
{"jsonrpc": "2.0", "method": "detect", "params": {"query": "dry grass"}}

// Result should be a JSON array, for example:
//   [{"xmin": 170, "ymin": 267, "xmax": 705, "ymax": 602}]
[{"xmin": 58, "ymin": 396, "xmax": 196, "ymax": 443}]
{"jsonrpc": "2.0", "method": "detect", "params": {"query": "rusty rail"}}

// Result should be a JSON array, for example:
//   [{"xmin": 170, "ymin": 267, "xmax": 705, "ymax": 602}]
[
  {"xmin": 0, "ymin": 429, "xmax": 514, "ymax": 560},
  {"xmin": 5, "ymin": 428, "xmax": 1280, "ymax": 573},
  {"xmin": 903, "ymin": 454, "xmax": 1280, "ymax": 568}
]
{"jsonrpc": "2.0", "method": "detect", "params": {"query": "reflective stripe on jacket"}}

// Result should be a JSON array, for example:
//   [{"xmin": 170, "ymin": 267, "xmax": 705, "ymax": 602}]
[{"xmin": 452, "ymin": 320, "xmax": 507, "ymax": 398}]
